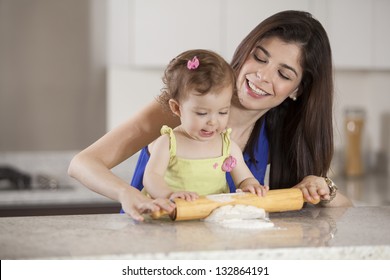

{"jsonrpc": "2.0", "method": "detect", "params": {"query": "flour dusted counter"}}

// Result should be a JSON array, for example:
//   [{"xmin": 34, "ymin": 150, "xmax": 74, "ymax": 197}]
[{"xmin": 1, "ymin": 206, "xmax": 389, "ymax": 259}]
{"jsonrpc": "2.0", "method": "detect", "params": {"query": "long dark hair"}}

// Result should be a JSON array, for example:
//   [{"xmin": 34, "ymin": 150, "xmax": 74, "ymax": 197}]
[{"xmin": 231, "ymin": 10, "xmax": 334, "ymax": 188}]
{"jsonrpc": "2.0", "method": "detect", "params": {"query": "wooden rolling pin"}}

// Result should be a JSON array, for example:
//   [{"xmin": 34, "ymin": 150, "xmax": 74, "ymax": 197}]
[{"xmin": 151, "ymin": 188, "xmax": 319, "ymax": 221}]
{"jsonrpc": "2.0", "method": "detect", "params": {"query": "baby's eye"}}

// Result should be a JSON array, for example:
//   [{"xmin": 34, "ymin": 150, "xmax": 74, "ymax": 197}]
[
  {"xmin": 219, "ymin": 111, "xmax": 229, "ymax": 115},
  {"xmin": 195, "ymin": 112, "xmax": 207, "ymax": 116}
]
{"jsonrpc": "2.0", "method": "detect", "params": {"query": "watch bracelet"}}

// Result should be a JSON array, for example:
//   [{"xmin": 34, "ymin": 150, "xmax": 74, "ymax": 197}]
[{"xmin": 322, "ymin": 176, "xmax": 338, "ymax": 204}]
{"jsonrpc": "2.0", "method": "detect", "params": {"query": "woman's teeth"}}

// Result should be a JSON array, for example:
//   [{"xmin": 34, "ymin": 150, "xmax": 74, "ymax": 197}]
[{"xmin": 248, "ymin": 80, "xmax": 268, "ymax": 96}]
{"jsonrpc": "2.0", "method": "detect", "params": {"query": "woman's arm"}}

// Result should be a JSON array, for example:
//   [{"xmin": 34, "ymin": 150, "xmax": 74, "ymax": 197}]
[{"xmin": 68, "ymin": 100, "xmax": 180, "ymax": 220}]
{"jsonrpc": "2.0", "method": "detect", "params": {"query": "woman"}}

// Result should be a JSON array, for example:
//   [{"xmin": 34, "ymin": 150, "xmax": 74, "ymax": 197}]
[{"xmin": 68, "ymin": 10, "xmax": 352, "ymax": 221}]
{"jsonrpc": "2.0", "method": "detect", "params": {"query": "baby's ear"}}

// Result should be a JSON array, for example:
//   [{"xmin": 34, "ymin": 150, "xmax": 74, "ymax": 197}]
[{"xmin": 168, "ymin": 99, "xmax": 181, "ymax": 117}]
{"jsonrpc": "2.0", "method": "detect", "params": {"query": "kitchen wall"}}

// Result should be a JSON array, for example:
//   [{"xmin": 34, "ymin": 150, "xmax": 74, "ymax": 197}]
[
  {"xmin": 333, "ymin": 70, "xmax": 390, "ymax": 173},
  {"xmin": 0, "ymin": 0, "xmax": 107, "ymax": 151},
  {"xmin": 107, "ymin": 0, "xmax": 390, "ymax": 175},
  {"xmin": 1, "ymin": 0, "xmax": 390, "ymax": 176}
]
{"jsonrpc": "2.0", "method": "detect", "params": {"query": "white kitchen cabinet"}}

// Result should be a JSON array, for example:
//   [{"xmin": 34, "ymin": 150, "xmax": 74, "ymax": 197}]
[
  {"xmin": 107, "ymin": 0, "xmax": 390, "ymax": 69},
  {"xmin": 224, "ymin": 0, "xmax": 310, "ymax": 61},
  {"xmin": 107, "ymin": 0, "xmax": 133, "ymax": 66},
  {"xmin": 372, "ymin": 0, "xmax": 390, "ymax": 69},
  {"xmin": 327, "ymin": 0, "xmax": 372, "ymax": 69},
  {"xmin": 133, "ymin": 0, "xmax": 223, "ymax": 67},
  {"xmin": 324, "ymin": 0, "xmax": 390, "ymax": 69}
]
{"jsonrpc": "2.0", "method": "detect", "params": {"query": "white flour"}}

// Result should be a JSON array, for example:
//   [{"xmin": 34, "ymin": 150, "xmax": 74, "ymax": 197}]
[{"xmin": 203, "ymin": 204, "xmax": 274, "ymax": 229}]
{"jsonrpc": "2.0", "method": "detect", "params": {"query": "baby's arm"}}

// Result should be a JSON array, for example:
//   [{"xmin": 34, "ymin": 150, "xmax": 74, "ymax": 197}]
[
  {"xmin": 143, "ymin": 135, "xmax": 198, "ymax": 201},
  {"xmin": 143, "ymin": 134, "xmax": 175, "ymax": 199},
  {"xmin": 229, "ymin": 141, "xmax": 268, "ymax": 196}
]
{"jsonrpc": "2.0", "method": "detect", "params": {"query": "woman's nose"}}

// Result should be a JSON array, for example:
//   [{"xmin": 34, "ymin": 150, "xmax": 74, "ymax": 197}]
[{"xmin": 256, "ymin": 67, "xmax": 271, "ymax": 83}]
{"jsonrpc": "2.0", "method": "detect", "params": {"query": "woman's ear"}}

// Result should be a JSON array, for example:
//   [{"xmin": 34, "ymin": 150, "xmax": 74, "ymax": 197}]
[
  {"xmin": 289, "ymin": 87, "xmax": 299, "ymax": 101},
  {"xmin": 168, "ymin": 99, "xmax": 181, "ymax": 117}
]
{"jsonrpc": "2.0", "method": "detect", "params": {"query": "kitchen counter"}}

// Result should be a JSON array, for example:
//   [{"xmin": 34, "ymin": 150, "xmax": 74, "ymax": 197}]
[
  {"xmin": 0, "ymin": 185, "xmax": 121, "ymax": 217},
  {"xmin": 0, "ymin": 183, "xmax": 116, "ymax": 207},
  {"xmin": 1, "ymin": 150, "xmax": 389, "ymax": 216},
  {"xmin": 1, "ymin": 206, "xmax": 389, "ymax": 259},
  {"xmin": 335, "ymin": 174, "xmax": 390, "ymax": 206},
  {"xmin": 0, "ymin": 151, "xmax": 129, "ymax": 216}
]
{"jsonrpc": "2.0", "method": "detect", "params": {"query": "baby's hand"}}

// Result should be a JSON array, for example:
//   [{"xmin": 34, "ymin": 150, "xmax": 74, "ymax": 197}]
[
  {"xmin": 169, "ymin": 191, "xmax": 199, "ymax": 202},
  {"xmin": 239, "ymin": 177, "xmax": 269, "ymax": 197}
]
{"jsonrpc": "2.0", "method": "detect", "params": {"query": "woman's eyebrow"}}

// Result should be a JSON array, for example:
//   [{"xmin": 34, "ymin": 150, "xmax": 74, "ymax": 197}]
[
  {"xmin": 256, "ymin": 46, "xmax": 270, "ymax": 57},
  {"xmin": 256, "ymin": 46, "xmax": 299, "ymax": 77},
  {"xmin": 281, "ymin": 63, "xmax": 298, "ymax": 77}
]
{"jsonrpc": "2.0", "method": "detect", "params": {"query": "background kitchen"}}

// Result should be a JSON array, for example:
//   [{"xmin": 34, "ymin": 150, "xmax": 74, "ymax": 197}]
[{"xmin": 1, "ymin": 0, "xmax": 390, "ymax": 216}]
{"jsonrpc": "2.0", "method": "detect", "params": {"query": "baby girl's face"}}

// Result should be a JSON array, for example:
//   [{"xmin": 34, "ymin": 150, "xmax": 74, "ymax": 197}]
[{"xmin": 178, "ymin": 85, "xmax": 233, "ymax": 141}]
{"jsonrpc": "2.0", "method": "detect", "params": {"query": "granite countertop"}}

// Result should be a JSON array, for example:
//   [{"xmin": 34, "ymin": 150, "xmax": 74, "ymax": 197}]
[
  {"xmin": 1, "ymin": 206, "xmax": 389, "ymax": 260},
  {"xmin": 335, "ymin": 175, "xmax": 390, "ymax": 206}
]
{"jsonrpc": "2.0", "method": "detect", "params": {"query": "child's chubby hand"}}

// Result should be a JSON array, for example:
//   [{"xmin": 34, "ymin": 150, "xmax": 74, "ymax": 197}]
[
  {"xmin": 238, "ymin": 177, "xmax": 269, "ymax": 197},
  {"xmin": 169, "ymin": 191, "xmax": 199, "ymax": 202}
]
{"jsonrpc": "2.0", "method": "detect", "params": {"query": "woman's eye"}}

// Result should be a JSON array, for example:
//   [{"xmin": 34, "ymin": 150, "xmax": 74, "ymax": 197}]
[
  {"xmin": 278, "ymin": 71, "xmax": 290, "ymax": 80},
  {"xmin": 253, "ymin": 53, "xmax": 266, "ymax": 63},
  {"xmin": 252, "ymin": 49, "xmax": 267, "ymax": 63}
]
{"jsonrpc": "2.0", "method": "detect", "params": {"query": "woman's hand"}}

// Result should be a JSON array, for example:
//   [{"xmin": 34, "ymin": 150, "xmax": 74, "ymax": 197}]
[
  {"xmin": 169, "ymin": 191, "xmax": 199, "ymax": 202},
  {"xmin": 293, "ymin": 175, "xmax": 330, "ymax": 203},
  {"xmin": 119, "ymin": 187, "xmax": 175, "ymax": 221},
  {"xmin": 293, "ymin": 175, "xmax": 354, "ymax": 207},
  {"xmin": 238, "ymin": 177, "xmax": 269, "ymax": 197}
]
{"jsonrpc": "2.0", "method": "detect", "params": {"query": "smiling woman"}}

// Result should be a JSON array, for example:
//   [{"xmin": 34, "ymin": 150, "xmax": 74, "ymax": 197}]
[{"xmin": 236, "ymin": 37, "xmax": 302, "ymax": 111}]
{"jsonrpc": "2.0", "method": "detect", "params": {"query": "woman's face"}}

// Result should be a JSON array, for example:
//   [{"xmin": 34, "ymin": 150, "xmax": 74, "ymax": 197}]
[{"xmin": 236, "ymin": 37, "xmax": 303, "ymax": 112}]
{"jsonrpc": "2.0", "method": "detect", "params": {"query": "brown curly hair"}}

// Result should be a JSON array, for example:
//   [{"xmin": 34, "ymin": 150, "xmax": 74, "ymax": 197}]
[{"xmin": 158, "ymin": 49, "xmax": 235, "ymax": 111}]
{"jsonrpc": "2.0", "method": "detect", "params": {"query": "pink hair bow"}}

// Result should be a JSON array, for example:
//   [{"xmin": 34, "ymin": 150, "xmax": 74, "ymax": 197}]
[{"xmin": 187, "ymin": 56, "xmax": 199, "ymax": 70}]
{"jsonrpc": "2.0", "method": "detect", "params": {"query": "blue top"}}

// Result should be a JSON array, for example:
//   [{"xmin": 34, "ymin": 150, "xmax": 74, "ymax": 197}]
[{"xmin": 130, "ymin": 122, "xmax": 269, "ymax": 192}]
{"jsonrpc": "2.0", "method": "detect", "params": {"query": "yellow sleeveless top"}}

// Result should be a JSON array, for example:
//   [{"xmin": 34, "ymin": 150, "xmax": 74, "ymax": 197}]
[{"xmin": 161, "ymin": 125, "xmax": 231, "ymax": 196}]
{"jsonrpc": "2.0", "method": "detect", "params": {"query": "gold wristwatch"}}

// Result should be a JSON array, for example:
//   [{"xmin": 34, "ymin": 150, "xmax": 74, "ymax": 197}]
[{"xmin": 322, "ymin": 177, "xmax": 338, "ymax": 203}]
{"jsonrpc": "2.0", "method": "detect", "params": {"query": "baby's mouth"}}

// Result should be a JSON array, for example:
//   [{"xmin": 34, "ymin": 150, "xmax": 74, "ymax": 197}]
[
  {"xmin": 247, "ymin": 79, "xmax": 270, "ymax": 96},
  {"xmin": 200, "ymin": 129, "xmax": 214, "ymax": 137}
]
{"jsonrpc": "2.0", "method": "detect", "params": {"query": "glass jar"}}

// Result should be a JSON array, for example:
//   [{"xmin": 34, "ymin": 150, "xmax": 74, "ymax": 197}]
[{"xmin": 344, "ymin": 108, "xmax": 365, "ymax": 177}]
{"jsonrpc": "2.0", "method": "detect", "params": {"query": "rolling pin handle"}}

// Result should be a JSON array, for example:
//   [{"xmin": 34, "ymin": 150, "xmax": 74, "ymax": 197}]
[
  {"xmin": 303, "ymin": 196, "xmax": 321, "ymax": 205},
  {"xmin": 151, "ymin": 209, "xmax": 169, "ymax": 219},
  {"xmin": 151, "ymin": 208, "xmax": 177, "ymax": 220}
]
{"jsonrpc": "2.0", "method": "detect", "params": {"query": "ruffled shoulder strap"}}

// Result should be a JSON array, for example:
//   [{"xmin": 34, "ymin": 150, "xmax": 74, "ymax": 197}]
[
  {"xmin": 160, "ymin": 125, "xmax": 176, "ymax": 157},
  {"xmin": 222, "ymin": 128, "xmax": 232, "ymax": 157}
]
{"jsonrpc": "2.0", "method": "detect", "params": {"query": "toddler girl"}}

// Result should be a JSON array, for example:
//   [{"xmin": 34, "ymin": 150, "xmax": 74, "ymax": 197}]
[{"xmin": 143, "ymin": 49, "xmax": 266, "ymax": 201}]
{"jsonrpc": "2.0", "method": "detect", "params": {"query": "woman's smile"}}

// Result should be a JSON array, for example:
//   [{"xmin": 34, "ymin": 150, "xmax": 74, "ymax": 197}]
[{"xmin": 246, "ymin": 79, "xmax": 271, "ymax": 98}]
